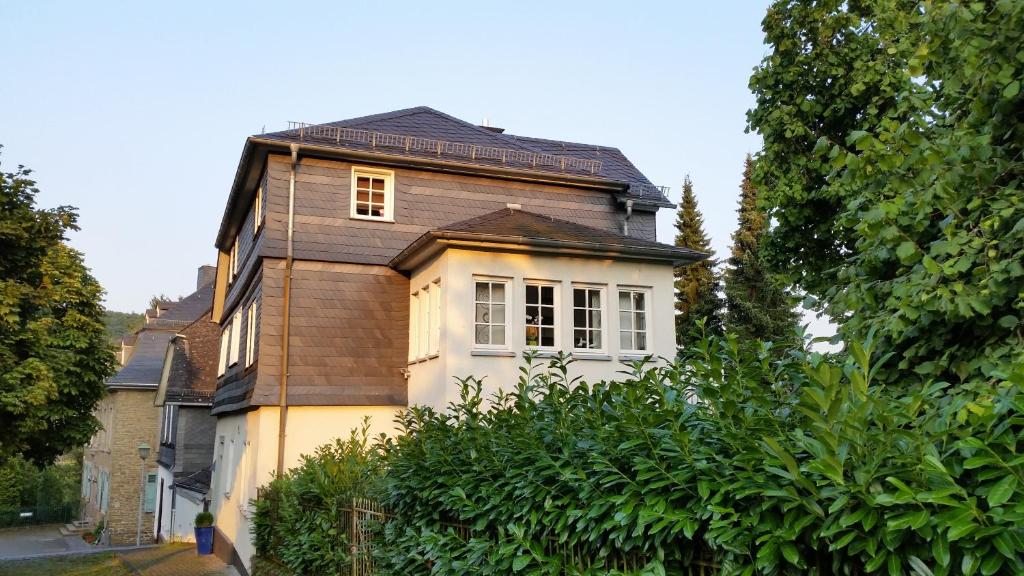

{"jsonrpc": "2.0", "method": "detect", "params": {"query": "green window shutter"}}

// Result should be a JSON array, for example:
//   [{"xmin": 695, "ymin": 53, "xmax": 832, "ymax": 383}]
[{"xmin": 144, "ymin": 472, "xmax": 157, "ymax": 513}]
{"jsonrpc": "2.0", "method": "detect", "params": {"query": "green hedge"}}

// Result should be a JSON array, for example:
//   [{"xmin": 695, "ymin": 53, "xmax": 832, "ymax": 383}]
[{"xmin": 254, "ymin": 336, "xmax": 1023, "ymax": 575}]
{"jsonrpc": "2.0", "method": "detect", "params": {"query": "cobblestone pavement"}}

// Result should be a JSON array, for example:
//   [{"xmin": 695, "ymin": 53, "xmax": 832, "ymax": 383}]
[{"xmin": 117, "ymin": 544, "xmax": 236, "ymax": 576}]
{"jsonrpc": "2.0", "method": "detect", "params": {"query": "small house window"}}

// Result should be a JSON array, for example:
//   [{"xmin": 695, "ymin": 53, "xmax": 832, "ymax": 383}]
[
  {"xmin": 229, "ymin": 312, "xmax": 241, "ymax": 366},
  {"xmin": 409, "ymin": 293, "xmax": 420, "ymax": 361},
  {"xmin": 254, "ymin": 170, "xmax": 266, "ymax": 233},
  {"xmin": 428, "ymin": 280, "xmax": 441, "ymax": 355},
  {"xmin": 474, "ymin": 280, "xmax": 506, "ymax": 347},
  {"xmin": 525, "ymin": 283, "xmax": 557, "ymax": 348},
  {"xmin": 618, "ymin": 289, "xmax": 649, "ymax": 352},
  {"xmin": 350, "ymin": 167, "xmax": 394, "ymax": 221},
  {"xmin": 245, "ymin": 303, "xmax": 256, "ymax": 368},
  {"xmin": 229, "ymin": 236, "xmax": 239, "ymax": 280},
  {"xmin": 217, "ymin": 327, "xmax": 229, "ymax": 376},
  {"xmin": 572, "ymin": 286, "xmax": 604, "ymax": 351}
]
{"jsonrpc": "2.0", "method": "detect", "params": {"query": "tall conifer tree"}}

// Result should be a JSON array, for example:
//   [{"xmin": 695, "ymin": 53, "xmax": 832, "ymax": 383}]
[
  {"xmin": 673, "ymin": 176, "xmax": 723, "ymax": 343},
  {"xmin": 724, "ymin": 156, "xmax": 799, "ymax": 344}
]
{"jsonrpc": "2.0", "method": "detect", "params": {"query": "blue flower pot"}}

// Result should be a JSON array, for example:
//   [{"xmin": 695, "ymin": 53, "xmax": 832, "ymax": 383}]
[{"xmin": 195, "ymin": 525, "xmax": 214, "ymax": 555}]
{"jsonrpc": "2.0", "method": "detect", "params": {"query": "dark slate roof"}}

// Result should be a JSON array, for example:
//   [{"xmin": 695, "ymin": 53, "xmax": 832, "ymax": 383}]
[
  {"xmin": 259, "ymin": 107, "xmax": 671, "ymax": 206},
  {"xmin": 174, "ymin": 467, "xmax": 212, "ymax": 494},
  {"xmin": 164, "ymin": 314, "xmax": 219, "ymax": 404},
  {"xmin": 391, "ymin": 208, "xmax": 706, "ymax": 269},
  {"xmin": 108, "ymin": 277, "xmax": 215, "ymax": 389},
  {"xmin": 107, "ymin": 330, "xmax": 174, "ymax": 387}
]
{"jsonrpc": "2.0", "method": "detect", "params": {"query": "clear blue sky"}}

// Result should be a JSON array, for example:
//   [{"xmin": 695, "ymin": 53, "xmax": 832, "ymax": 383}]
[{"xmin": 1, "ymin": 1, "xmax": 772, "ymax": 314}]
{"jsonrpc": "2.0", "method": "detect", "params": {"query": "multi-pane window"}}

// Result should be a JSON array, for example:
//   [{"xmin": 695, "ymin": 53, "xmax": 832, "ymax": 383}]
[
  {"xmin": 217, "ymin": 327, "xmax": 229, "ymax": 376},
  {"xmin": 474, "ymin": 281, "xmax": 506, "ymax": 346},
  {"xmin": 572, "ymin": 286, "xmax": 603, "ymax": 350},
  {"xmin": 229, "ymin": 312, "xmax": 241, "ymax": 366},
  {"xmin": 409, "ymin": 293, "xmax": 420, "ymax": 361},
  {"xmin": 618, "ymin": 289, "xmax": 649, "ymax": 352},
  {"xmin": 254, "ymin": 171, "xmax": 266, "ymax": 233},
  {"xmin": 229, "ymin": 236, "xmax": 239, "ymax": 279},
  {"xmin": 525, "ymin": 284, "xmax": 556, "ymax": 348},
  {"xmin": 161, "ymin": 405, "xmax": 178, "ymax": 445},
  {"xmin": 245, "ymin": 304, "xmax": 256, "ymax": 368},
  {"xmin": 428, "ymin": 281, "xmax": 441, "ymax": 355},
  {"xmin": 351, "ymin": 168, "xmax": 393, "ymax": 220},
  {"xmin": 411, "ymin": 281, "xmax": 442, "ymax": 359}
]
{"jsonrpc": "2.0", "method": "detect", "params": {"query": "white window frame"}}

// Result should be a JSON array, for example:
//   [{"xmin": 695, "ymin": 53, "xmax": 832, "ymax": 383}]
[
  {"xmin": 418, "ymin": 285, "xmax": 429, "ymax": 359},
  {"xmin": 524, "ymin": 280, "xmax": 559, "ymax": 350},
  {"xmin": 218, "ymin": 327, "xmax": 229, "ymax": 376},
  {"xmin": 571, "ymin": 284, "xmax": 607, "ymax": 353},
  {"xmin": 254, "ymin": 171, "xmax": 266, "ymax": 234},
  {"xmin": 409, "ymin": 292, "xmax": 420, "ymax": 362},
  {"xmin": 473, "ymin": 278, "xmax": 509, "ymax": 350},
  {"xmin": 618, "ymin": 287, "xmax": 652, "ymax": 354},
  {"xmin": 229, "ymin": 312, "xmax": 241, "ymax": 366},
  {"xmin": 245, "ymin": 304, "xmax": 256, "ymax": 368},
  {"xmin": 428, "ymin": 279, "xmax": 441, "ymax": 356},
  {"xmin": 349, "ymin": 167, "xmax": 395, "ymax": 222},
  {"xmin": 229, "ymin": 236, "xmax": 239, "ymax": 280}
]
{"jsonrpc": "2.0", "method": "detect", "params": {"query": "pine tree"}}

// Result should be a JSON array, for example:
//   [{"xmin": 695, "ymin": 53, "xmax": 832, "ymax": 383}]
[
  {"xmin": 724, "ymin": 156, "xmax": 799, "ymax": 344},
  {"xmin": 673, "ymin": 176, "xmax": 724, "ymax": 343}
]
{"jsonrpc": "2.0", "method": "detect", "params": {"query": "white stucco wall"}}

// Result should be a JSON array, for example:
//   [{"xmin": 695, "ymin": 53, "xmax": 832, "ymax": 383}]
[
  {"xmin": 154, "ymin": 465, "xmax": 175, "ymax": 541},
  {"xmin": 408, "ymin": 248, "xmax": 677, "ymax": 411},
  {"xmin": 169, "ymin": 489, "xmax": 203, "ymax": 542},
  {"xmin": 210, "ymin": 405, "xmax": 400, "ymax": 572}
]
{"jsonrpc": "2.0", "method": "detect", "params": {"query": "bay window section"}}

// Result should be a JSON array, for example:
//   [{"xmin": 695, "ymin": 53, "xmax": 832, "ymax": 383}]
[
  {"xmin": 572, "ymin": 286, "xmax": 604, "ymax": 351},
  {"xmin": 525, "ymin": 283, "xmax": 556, "ymax": 348},
  {"xmin": 474, "ymin": 280, "xmax": 506, "ymax": 347},
  {"xmin": 618, "ymin": 289, "xmax": 649, "ymax": 353}
]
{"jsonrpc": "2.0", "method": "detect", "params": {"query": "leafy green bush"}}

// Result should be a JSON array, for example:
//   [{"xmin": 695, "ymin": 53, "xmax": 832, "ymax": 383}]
[
  {"xmin": 251, "ymin": 420, "xmax": 384, "ymax": 576},
  {"xmin": 195, "ymin": 511, "xmax": 214, "ymax": 528},
  {"xmin": 370, "ymin": 339, "xmax": 1023, "ymax": 575}
]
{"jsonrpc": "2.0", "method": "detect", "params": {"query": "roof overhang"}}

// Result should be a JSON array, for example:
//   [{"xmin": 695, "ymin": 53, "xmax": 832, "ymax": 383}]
[
  {"xmin": 390, "ymin": 230, "xmax": 706, "ymax": 272},
  {"xmin": 215, "ymin": 137, "xmax": 642, "ymax": 249}
]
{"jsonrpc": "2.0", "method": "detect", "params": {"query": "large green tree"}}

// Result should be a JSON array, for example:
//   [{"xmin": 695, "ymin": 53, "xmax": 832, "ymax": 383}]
[
  {"xmin": 748, "ymin": 0, "xmax": 1024, "ymax": 383},
  {"xmin": 724, "ymin": 156, "xmax": 799, "ymax": 344},
  {"xmin": 0, "ymin": 153, "xmax": 115, "ymax": 464},
  {"xmin": 673, "ymin": 175, "xmax": 724, "ymax": 342}
]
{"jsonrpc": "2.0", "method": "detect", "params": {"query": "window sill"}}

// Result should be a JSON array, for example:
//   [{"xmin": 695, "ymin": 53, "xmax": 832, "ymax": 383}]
[
  {"xmin": 618, "ymin": 353, "xmax": 653, "ymax": 362},
  {"xmin": 571, "ymin": 352, "xmax": 612, "ymax": 361},
  {"xmin": 471, "ymin": 349, "xmax": 516, "ymax": 357},
  {"xmin": 349, "ymin": 215, "xmax": 395, "ymax": 223},
  {"xmin": 522, "ymin": 350, "xmax": 560, "ymax": 359},
  {"xmin": 407, "ymin": 353, "xmax": 440, "ymax": 365}
]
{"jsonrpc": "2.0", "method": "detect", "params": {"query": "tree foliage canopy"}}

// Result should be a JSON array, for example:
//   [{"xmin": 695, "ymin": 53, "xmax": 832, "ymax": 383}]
[
  {"xmin": 748, "ymin": 0, "xmax": 1024, "ymax": 383},
  {"xmin": 673, "ymin": 176, "xmax": 724, "ymax": 343},
  {"xmin": 0, "ymin": 154, "xmax": 115, "ymax": 464},
  {"xmin": 724, "ymin": 156, "xmax": 800, "ymax": 345}
]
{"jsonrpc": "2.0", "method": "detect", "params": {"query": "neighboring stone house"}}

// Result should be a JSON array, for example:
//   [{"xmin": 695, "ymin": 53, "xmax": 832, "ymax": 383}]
[
  {"xmin": 152, "ymin": 301, "xmax": 219, "ymax": 542},
  {"xmin": 81, "ymin": 266, "xmax": 215, "ymax": 544},
  {"xmin": 207, "ymin": 106, "xmax": 704, "ymax": 573}
]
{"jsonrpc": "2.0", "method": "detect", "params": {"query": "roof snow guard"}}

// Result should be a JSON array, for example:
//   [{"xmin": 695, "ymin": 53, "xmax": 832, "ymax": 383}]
[{"xmin": 287, "ymin": 121, "xmax": 604, "ymax": 176}]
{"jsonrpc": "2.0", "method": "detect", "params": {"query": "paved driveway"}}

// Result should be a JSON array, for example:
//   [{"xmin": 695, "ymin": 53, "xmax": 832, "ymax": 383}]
[{"xmin": 0, "ymin": 525, "xmax": 91, "ymax": 559}]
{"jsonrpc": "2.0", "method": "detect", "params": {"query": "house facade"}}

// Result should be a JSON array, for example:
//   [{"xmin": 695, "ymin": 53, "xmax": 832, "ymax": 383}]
[
  {"xmin": 81, "ymin": 267, "xmax": 214, "ymax": 544},
  {"xmin": 153, "ymin": 298, "xmax": 219, "ymax": 542},
  {"xmin": 208, "ymin": 107, "xmax": 703, "ymax": 572}
]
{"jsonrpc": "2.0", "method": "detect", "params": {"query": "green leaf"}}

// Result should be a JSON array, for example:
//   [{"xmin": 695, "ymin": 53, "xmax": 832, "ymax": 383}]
[
  {"xmin": 780, "ymin": 542, "xmax": 801, "ymax": 566},
  {"xmin": 987, "ymin": 475, "xmax": 1017, "ymax": 507},
  {"xmin": 1004, "ymin": 80, "xmax": 1020, "ymax": 98},
  {"xmin": 897, "ymin": 242, "xmax": 919, "ymax": 264},
  {"xmin": 512, "ymin": 554, "xmax": 530, "ymax": 571}
]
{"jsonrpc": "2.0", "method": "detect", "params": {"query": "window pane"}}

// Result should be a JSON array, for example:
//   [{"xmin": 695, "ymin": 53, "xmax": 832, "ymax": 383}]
[
  {"xmin": 540, "ymin": 307, "xmax": 554, "ymax": 326},
  {"xmin": 541, "ymin": 286, "xmax": 554, "ymax": 305},
  {"xmin": 573, "ymin": 308, "xmax": 586, "ymax": 328},
  {"xmin": 475, "ymin": 303, "xmax": 489, "ymax": 323},
  {"xmin": 357, "ymin": 176, "xmax": 370, "ymax": 188},
  {"xmin": 619, "ymin": 291, "xmax": 631, "ymax": 309},
  {"xmin": 635, "ymin": 312, "xmax": 646, "ymax": 331},
  {"xmin": 357, "ymin": 205, "xmax": 369, "ymax": 216},
  {"xmin": 541, "ymin": 327, "xmax": 554, "ymax": 346},
  {"xmin": 526, "ymin": 285, "xmax": 538, "ymax": 304},
  {"xmin": 526, "ymin": 305, "xmax": 539, "ymax": 325},
  {"xmin": 574, "ymin": 330, "xmax": 587, "ymax": 348},
  {"xmin": 475, "ymin": 282, "xmax": 489, "ymax": 302},
  {"xmin": 357, "ymin": 190, "xmax": 369, "ymax": 202},
  {"xmin": 371, "ymin": 206, "xmax": 384, "ymax": 217},
  {"xmin": 492, "ymin": 283, "xmax": 505, "ymax": 302},
  {"xmin": 475, "ymin": 325, "xmax": 489, "ymax": 345},
  {"xmin": 492, "ymin": 304, "xmax": 505, "ymax": 323},
  {"xmin": 371, "ymin": 178, "xmax": 385, "ymax": 191},
  {"xmin": 589, "ymin": 290, "xmax": 601, "ymax": 308},
  {"xmin": 620, "ymin": 331, "xmax": 632, "ymax": 349},
  {"xmin": 573, "ymin": 289, "xmax": 585, "ymax": 307},
  {"xmin": 636, "ymin": 332, "xmax": 647, "ymax": 350},
  {"xmin": 591, "ymin": 330, "xmax": 602, "ymax": 348},
  {"xmin": 371, "ymin": 191, "xmax": 384, "ymax": 204},
  {"xmin": 491, "ymin": 325, "xmax": 505, "ymax": 345},
  {"xmin": 634, "ymin": 292, "xmax": 646, "ymax": 310},
  {"xmin": 619, "ymin": 311, "xmax": 632, "ymax": 330},
  {"xmin": 590, "ymin": 309, "xmax": 602, "ymax": 329},
  {"xmin": 526, "ymin": 326, "xmax": 539, "ymax": 345}
]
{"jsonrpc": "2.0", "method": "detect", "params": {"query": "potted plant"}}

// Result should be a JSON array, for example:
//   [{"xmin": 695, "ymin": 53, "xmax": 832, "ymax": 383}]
[{"xmin": 194, "ymin": 511, "xmax": 214, "ymax": 555}]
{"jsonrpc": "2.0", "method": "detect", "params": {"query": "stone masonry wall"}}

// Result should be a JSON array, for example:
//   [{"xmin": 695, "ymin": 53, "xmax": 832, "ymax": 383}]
[{"xmin": 105, "ymin": 389, "xmax": 161, "ymax": 544}]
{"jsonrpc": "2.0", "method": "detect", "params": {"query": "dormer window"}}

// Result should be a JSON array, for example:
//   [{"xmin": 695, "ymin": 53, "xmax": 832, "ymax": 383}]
[{"xmin": 350, "ymin": 167, "xmax": 394, "ymax": 222}]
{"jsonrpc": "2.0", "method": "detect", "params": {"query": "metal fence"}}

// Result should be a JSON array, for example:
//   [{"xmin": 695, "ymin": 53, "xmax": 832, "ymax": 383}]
[
  {"xmin": 255, "ymin": 497, "xmax": 719, "ymax": 576},
  {"xmin": 0, "ymin": 504, "xmax": 76, "ymax": 529}
]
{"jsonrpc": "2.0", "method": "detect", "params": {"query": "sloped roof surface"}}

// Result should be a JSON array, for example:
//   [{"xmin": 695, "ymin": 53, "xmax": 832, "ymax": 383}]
[
  {"xmin": 164, "ymin": 313, "xmax": 219, "ymax": 403},
  {"xmin": 393, "ymin": 208, "xmax": 706, "ymax": 267},
  {"xmin": 108, "ymin": 276, "xmax": 215, "ymax": 388},
  {"xmin": 259, "ymin": 107, "xmax": 669, "ymax": 205}
]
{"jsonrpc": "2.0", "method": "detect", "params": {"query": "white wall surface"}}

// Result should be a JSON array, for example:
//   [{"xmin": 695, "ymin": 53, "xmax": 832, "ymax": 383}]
[{"xmin": 408, "ymin": 248, "xmax": 677, "ymax": 411}]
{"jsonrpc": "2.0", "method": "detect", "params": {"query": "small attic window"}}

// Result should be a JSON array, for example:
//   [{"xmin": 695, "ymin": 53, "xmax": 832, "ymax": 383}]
[{"xmin": 350, "ymin": 167, "xmax": 394, "ymax": 222}]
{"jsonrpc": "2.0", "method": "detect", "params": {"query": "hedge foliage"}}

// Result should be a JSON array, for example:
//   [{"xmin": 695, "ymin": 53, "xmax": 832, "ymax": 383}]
[{"xmin": 253, "ymin": 336, "xmax": 1023, "ymax": 575}]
